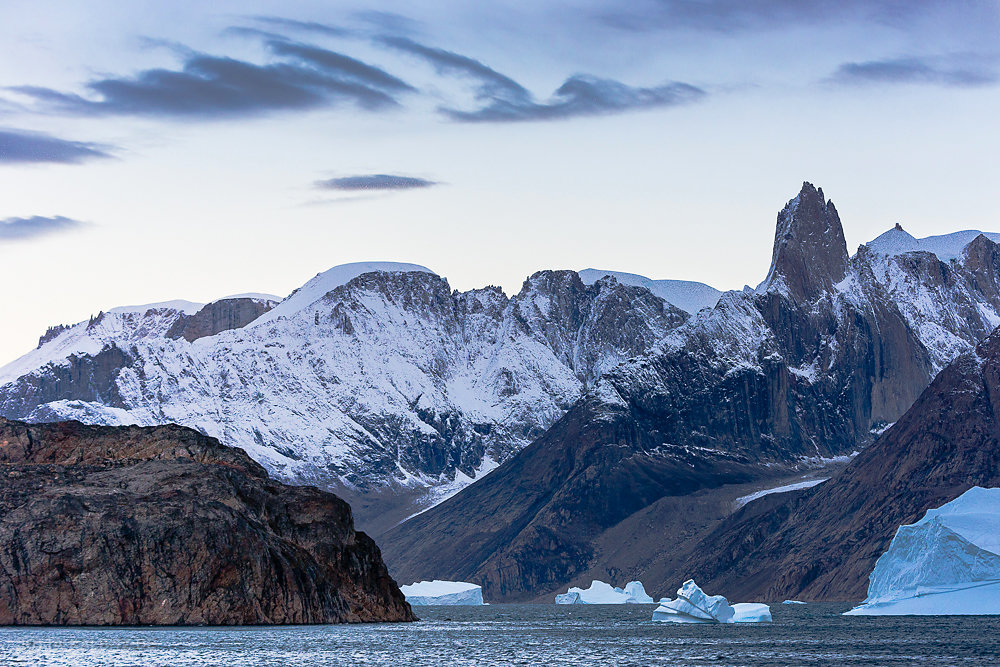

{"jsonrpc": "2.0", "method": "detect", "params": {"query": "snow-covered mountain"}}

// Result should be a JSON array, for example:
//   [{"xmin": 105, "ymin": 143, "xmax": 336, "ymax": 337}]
[
  {"xmin": 578, "ymin": 269, "xmax": 721, "ymax": 314},
  {"xmin": 381, "ymin": 183, "xmax": 1000, "ymax": 601},
  {"xmin": 0, "ymin": 263, "xmax": 686, "ymax": 531}
]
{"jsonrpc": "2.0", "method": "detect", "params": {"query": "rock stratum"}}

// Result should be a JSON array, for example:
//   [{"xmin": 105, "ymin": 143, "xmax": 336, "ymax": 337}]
[{"xmin": 0, "ymin": 417, "xmax": 415, "ymax": 625}]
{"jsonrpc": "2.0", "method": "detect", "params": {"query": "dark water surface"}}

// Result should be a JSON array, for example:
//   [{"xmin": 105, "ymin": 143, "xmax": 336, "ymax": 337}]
[{"xmin": 2, "ymin": 603, "xmax": 999, "ymax": 666}]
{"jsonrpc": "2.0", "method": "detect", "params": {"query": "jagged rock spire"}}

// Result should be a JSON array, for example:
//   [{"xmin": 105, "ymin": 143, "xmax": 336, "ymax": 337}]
[{"xmin": 760, "ymin": 182, "xmax": 849, "ymax": 301}]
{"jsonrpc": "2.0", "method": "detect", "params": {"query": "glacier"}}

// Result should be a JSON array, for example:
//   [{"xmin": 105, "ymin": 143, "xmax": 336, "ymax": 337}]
[
  {"xmin": 400, "ymin": 580, "xmax": 485, "ymax": 606},
  {"xmin": 554, "ymin": 580, "xmax": 654, "ymax": 604},
  {"xmin": 845, "ymin": 486, "xmax": 1000, "ymax": 616},
  {"xmin": 652, "ymin": 580, "xmax": 770, "ymax": 623}
]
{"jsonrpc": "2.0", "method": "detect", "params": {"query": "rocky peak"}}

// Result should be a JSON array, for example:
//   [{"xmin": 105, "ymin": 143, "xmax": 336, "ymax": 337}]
[{"xmin": 760, "ymin": 182, "xmax": 848, "ymax": 301}]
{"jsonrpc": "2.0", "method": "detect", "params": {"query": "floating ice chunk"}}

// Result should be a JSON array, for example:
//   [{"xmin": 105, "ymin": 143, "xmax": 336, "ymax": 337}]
[
  {"xmin": 554, "ymin": 591, "xmax": 581, "ymax": 604},
  {"xmin": 554, "ymin": 580, "xmax": 654, "ymax": 604},
  {"xmin": 400, "ymin": 580, "xmax": 484, "ymax": 606},
  {"xmin": 623, "ymin": 581, "xmax": 654, "ymax": 604},
  {"xmin": 846, "ymin": 487, "xmax": 1000, "ymax": 616},
  {"xmin": 652, "ymin": 580, "xmax": 770, "ymax": 623},
  {"xmin": 781, "ymin": 600, "xmax": 807, "ymax": 605},
  {"xmin": 732, "ymin": 603, "xmax": 773, "ymax": 623}
]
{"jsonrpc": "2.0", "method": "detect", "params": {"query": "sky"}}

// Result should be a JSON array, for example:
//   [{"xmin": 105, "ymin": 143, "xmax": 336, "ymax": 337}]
[{"xmin": 1, "ymin": 0, "xmax": 999, "ymax": 364}]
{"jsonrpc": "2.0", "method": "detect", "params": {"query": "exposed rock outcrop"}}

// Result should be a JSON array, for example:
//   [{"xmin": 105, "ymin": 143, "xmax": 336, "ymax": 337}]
[
  {"xmin": 0, "ymin": 418, "xmax": 415, "ymax": 625},
  {"xmin": 677, "ymin": 328, "xmax": 1000, "ymax": 602},
  {"xmin": 166, "ymin": 297, "xmax": 276, "ymax": 342}
]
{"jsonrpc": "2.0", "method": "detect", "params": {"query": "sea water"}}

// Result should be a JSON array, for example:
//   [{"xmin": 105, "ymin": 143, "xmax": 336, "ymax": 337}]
[{"xmin": 1, "ymin": 603, "xmax": 998, "ymax": 666}]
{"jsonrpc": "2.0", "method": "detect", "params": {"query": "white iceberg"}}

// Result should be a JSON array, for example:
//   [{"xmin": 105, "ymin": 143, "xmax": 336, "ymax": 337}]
[
  {"xmin": 652, "ymin": 580, "xmax": 770, "ymax": 623},
  {"xmin": 845, "ymin": 486, "xmax": 1000, "ymax": 616},
  {"xmin": 554, "ymin": 580, "xmax": 654, "ymax": 604},
  {"xmin": 732, "ymin": 603, "xmax": 773, "ymax": 623},
  {"xmin": 781, "ymin": 600, "xmax": 806, "ymax": 605},
  {"xmin": 400, "ymin": 580, "xmax": 485, "ymax": 606}
]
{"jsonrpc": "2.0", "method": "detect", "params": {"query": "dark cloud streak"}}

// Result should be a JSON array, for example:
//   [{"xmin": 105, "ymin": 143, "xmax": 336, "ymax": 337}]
[
  {"xmin": 249, "ymin": 16, "xmax": 350, "ymax": 38},
  {"xmin": 599, "ymin": 0, "xmax": 958, "ymax": 34},
  {"xmin": 831, "ymin": 56, "xmax": 998, "ymax": 87},
  {"xmin": 446, "ymin": 75, "xmax": 705, "ymax": 122},
  {"xmin": 11, "ymin": 47, "xmax": 408, "ymax": 119},
  {"xmin": 0, "ymin": 128, "xmax": 111, "ymax": 164},
  {"xmin": 316, "ymin": 174, "xmax": 438, "ymax": 191},
  {"xmin": 0, "ymin": 215, "xmax": 89, "ymax": 241},
  {"xmin": 268, "ymin": 40, "xmax": 414, "ymax": 92},
  {"xmin": 378, "ymin": 35, "xmax": 704, "ymax": 122},
  {"xmin": 379, "ymin": 36, "xmax": 530, "ymax": 102}
]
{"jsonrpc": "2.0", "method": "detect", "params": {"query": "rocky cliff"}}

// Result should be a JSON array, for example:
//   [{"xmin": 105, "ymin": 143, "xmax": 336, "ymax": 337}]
[
  {"xmin": 678, "ymin": 327, "xmax": 1000, "ymax": 602},
  {"xmin": 0, "ymin": 417, "xmax": 415, "ymax": 625}
]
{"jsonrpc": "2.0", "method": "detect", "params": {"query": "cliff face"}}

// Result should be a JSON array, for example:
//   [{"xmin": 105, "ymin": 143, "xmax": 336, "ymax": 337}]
[
  {"xmin": 165, "ymin": 296, "xmax": 276, "ymax": 342},
  {"xmin": 0, "ymin": 418, "xmax": 415, "ymax": 625},
  {"xmin": 678, "ymin": 329, "xmax": 1000, "ymax": 602}
]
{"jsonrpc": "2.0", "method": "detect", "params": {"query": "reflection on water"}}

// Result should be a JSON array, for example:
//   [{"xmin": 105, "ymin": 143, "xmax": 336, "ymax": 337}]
[{"xmin": 1, "ymin": 603, "xmax": 997, "ymax": 666}]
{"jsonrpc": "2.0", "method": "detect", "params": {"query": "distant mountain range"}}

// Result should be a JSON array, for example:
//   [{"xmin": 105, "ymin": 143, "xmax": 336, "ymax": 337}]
[{"xmin": 3, "ymin": 183, "xmax": 1000, "ymax": 601}]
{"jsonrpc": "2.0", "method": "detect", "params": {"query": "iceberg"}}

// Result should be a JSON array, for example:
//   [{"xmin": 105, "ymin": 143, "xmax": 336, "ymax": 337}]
[
  {"xmin": 845, "ymin": 486, "xmax": 1000, "ymax": 616},
  {"xmin": 652, "ymin": 580, "xmax": 770, "ymax": 623},
  {"xmin": 400, "ymin": 580, "xmax": 485, "ymax": 606},
  {"xmin": 554, "ymin": 580, "xmax": 654, "ymax": 604},
  {"xmin": 732, "ymin": 603, "xmax": 773, "ymax": 623},
  {"xmin": 781, "ymin": 600, "xmax": 806, "ymax": 605}
]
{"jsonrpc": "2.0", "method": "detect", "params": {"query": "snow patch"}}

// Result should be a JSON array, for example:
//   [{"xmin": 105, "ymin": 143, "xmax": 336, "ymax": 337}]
[{"xmin": 735, "ymin": 478, "xmax": 828, "ymax": 508}]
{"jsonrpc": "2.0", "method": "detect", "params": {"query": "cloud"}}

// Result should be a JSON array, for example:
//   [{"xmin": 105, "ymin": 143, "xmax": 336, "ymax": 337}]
[
  {"xmin": 315, "ymin": 174, "xmax": 438, "ymax": 191},
  {"xmin": 0, "ymin": 128, "xmax": 112, "ymax": 164},
  {"xmin": 446, "ymin": 75, "xmax": 705, "ymax": 122},
  {"xmin": 597, "ymin": 0, "xmax": 958, "ymax": 33},
  {"xmin": 830, "ymin": 56, "xmax": 998, "ymax": 87},
  {"xmin": 248, "ymin": 16, "xmax": 350, "ymax": 38},
  {"xmin": 380, "ymin": 35, "xmax": 704, "ymax": 122},
  {"xmin": 380, "ymin": 36, "xmax": 530, "ymax": 102},
  {"xmin": 267, "ymin": 40, "xmax": 414, "ymax": 92},
  {"xmin": 11, "ymin": 43, "xmax": 412, "ymax": 119},
  {"xmin": 0, "ymin": 215, "xmax": 89, "ymax": 241},
  {"xmin": 828, "ymin": 56, "xmax": 1000, "ymax": 87}
]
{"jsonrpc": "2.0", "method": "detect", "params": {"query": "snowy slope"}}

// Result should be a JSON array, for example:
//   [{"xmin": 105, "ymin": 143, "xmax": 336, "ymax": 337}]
[
  {"xmin": 579, "ymin": 268, "xmax": 721, "ymax": 314},
  {"xmin": 252, "ymin": 262, "xmax": 434, "ymax": 327},
  {"xmin": 867, "ymin": 225, "xmax": 1000, "ymax": 261}
]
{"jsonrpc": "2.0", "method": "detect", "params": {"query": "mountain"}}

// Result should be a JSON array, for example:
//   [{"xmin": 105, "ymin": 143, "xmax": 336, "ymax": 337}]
[
  {"xmin": 675, "ymin": 328, "xmax": 1000, "ymax": 602},
  {"xmin": 0, "ymin": 417, "xmax": 414, "ymax": 625},
  {"xmin": 0, "ymin": 263, "xmax": 687, "ymax": 533},
  {"xmin": 379, "ymin": 182, "xmax": 1000, "ymax": 601},
  {"xmin": 578, "ymin": 269, "xmax": 722, "ymax": 314}
]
